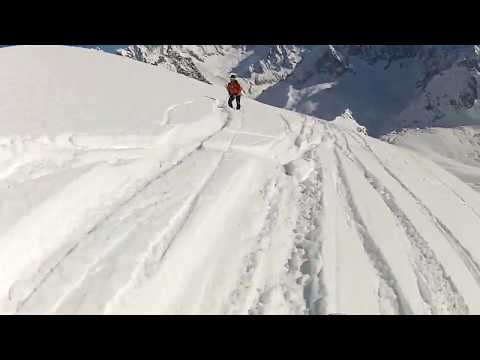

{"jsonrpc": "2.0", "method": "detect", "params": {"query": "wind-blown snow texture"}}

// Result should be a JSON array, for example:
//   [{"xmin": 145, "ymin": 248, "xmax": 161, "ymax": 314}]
[{"xmin": 2, "ymin": 46, "xmax": 480, "ymax": 314}]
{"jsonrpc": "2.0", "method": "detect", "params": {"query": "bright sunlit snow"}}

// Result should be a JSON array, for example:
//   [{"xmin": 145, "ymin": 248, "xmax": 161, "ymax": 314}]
[{"xmin": 2, "ymin": 46, "xmax": 480, "ymax": 314}]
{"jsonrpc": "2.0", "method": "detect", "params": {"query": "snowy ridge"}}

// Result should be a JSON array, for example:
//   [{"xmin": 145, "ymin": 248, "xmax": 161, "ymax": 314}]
[{"xmin": 2, "ymin": 46, "xmax": 480, "ymax": 314}]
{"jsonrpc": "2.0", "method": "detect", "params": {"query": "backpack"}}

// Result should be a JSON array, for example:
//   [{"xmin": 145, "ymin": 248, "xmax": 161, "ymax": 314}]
[{"xmin": 227, "ymin": 80, "xmax": 242, "ymax": 96}]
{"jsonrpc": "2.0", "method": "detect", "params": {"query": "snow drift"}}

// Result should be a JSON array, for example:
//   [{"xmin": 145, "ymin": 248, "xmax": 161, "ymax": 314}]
[{"xmin": 2, "ymin": 46, "xmax": 480, "ymax": 315}]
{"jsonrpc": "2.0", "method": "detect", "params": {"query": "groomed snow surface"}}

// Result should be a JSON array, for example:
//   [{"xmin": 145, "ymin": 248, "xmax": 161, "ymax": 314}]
[{"xmin": 2, "ymin": 46, "xmax": 480, "ymax": 315}]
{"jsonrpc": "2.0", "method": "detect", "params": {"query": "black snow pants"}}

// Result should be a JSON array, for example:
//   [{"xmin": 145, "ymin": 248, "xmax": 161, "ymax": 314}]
[{"xmin": 228, "ymin": 95, "xmax": 241, "ymax": 110}]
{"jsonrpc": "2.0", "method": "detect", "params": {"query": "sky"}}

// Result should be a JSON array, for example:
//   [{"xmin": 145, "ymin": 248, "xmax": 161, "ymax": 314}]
[
  {"xmin": 0, "ymin": 45, "xmax": 128, "ymax": 54},
  {"xmin": 77, "ymin": 45, "xmax": 128, "ymax": 53}
]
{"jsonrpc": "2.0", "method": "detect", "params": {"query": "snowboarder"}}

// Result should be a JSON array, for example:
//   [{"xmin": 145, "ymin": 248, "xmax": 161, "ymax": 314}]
[{"xmin": 226, "ymin": 74, "xmax": 244, "ymax": 110}]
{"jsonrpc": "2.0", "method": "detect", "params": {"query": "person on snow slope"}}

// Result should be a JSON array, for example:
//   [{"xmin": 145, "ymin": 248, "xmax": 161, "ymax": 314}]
[{"xmin": 226, "ymin": 74, "xmax": 245, "ymax": 110}]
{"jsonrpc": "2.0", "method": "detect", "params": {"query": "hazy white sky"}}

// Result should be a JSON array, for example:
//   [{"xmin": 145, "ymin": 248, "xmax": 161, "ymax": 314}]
[
  {"xmin": 79, "ymin": 45, "xmax": 128, "ymax": 53},
  {"xmin": 0, "ymin": 45, "xmax": 128, "ymax": 54}
]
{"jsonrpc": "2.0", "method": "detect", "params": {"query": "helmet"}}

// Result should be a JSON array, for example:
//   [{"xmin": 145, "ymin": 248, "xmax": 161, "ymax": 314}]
[{"xmin": 230, "ymin": 74, "xmax": 236, "ymax": 79}]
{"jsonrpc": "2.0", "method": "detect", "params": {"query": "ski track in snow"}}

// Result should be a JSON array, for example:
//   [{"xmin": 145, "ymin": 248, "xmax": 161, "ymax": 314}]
[
  {"xmin": 4, "ymin": 101, "xmax": 480, "ymax": 314},
  {"xmin": 16, "ymin": 149, "xmax": 218, "ymax": 313},
  {"xmin": 337, "ymin": 132, "xmax": 468, "ymax": 314},
  {"xmin": 351, "ymin": 133, "xmax": 480, "ymax": 288},
  {"xmin": 333, "ymin": 148, "xmax": 411, "ymax": 314},
  {"xmin": 343, "ymin": 131, "xmax": 480, "ymax": 313},
  {"xmin": 4, "ymin": 46, "xmax": 480, "ymax": 314},
  {"xmin": 9, "ymin": 100, "xmax": 234, "ymax": 314}
]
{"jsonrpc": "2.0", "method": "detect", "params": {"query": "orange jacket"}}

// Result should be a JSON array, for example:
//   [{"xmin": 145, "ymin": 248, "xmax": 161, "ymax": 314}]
[{"xmin": 227, "ymin": 80, "xmax": 242, "ymax": 96}]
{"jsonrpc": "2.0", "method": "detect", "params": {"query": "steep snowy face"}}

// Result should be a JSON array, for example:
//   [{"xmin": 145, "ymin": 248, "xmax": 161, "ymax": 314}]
[
  {"xmin": 383, "ymin": 126, "xmax": 480, "ymax": 192},
  {"xmin": 120, "ymin": 45, "xmax": 480, "ymax": 135},
  {"xmin": 3, "ymin": 45, "xmax": 480, "ymax": 315}
]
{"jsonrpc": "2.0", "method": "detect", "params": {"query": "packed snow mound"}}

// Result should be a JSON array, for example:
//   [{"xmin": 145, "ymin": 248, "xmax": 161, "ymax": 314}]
[{"xmin": 3, "ymin": 46, "xmax": 480, "ymax": 315}]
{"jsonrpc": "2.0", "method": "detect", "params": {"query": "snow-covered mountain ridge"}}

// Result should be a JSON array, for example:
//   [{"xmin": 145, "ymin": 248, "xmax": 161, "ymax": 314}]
[
  {"xmin": 119, "ymin": 45, "xmax": 480, "ymax": 136},
  {"xmin": 2, "ymin": 45, "xmax": 480, "ymax": 314}
]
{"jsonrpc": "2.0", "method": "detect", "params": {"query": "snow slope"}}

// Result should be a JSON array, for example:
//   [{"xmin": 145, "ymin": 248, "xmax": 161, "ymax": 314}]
[
  {"xmin": 383, "ymin": 126, "xmax": 480, "ymax": 192},
  {"xmin": 2, "ymin": 45, "xmax": 480, "ymax": 314}
]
